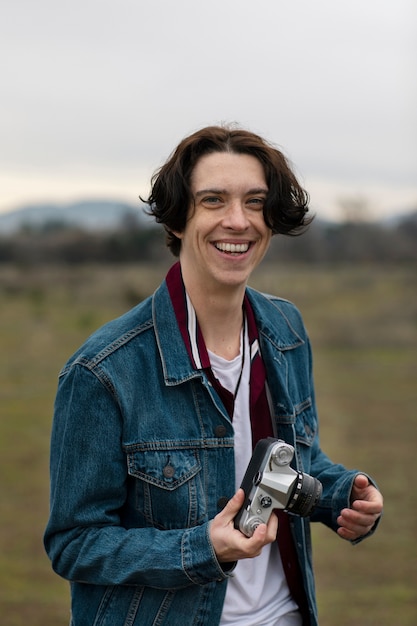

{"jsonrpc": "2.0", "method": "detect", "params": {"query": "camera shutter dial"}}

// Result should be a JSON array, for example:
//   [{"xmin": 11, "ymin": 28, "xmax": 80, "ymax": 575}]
[
  {"xmin": 259, "ymin": 494, "xmax": 273, "ymax": 508},
  {"xmin": 272, "ymin": 443, "xmax": 294, "ymax": 466}
]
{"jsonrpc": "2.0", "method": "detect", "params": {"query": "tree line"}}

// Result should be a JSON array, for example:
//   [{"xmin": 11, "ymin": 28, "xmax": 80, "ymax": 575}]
[{"xmin": 0, "ymin": 212, "xmax": 416, "ymax": 265}]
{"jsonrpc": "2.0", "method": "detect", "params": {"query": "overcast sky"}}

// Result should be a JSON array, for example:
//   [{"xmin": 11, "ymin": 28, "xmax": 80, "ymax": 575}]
[{"xmin": 1, "ymin": 0, "xmax": 416, "ymax": 221}]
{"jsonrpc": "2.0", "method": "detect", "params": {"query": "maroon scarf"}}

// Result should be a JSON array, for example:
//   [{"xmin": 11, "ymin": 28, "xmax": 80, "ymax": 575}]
[{"xmin": 166, "ymin": 261, "xmax": 272, "ymax": 439}]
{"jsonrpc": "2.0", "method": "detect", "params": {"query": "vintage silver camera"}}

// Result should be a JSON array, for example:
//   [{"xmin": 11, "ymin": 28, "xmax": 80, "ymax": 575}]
[{"xmin": 234, "ymin": 437, "xmax": 322, "ymax": 537}]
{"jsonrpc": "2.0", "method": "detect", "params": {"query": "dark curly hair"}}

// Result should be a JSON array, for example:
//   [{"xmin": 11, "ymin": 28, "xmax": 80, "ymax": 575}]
[{"xmin": 142, "ymin": 125, "xmax": 312, "ymax": 256}]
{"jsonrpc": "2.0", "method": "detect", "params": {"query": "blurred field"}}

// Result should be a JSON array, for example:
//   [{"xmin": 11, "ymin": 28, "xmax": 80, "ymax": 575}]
[{"xmin": 1, "ymin": 262, "xmax": 416, "ymax": 625}]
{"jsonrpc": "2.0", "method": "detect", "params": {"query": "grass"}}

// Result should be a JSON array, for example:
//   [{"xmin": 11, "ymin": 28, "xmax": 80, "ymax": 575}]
[{"xmin": 1, "ymin": 262, "xmax": 416, "ymax": 625}]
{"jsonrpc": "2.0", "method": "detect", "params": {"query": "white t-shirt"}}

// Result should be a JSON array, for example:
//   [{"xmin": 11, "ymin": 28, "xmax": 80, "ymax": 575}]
[{"xmin": 209, "ymin": 327, "xmax": 301, "ymax": 626}]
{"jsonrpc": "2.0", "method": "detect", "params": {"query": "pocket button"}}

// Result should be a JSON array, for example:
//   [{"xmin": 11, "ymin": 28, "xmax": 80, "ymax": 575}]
[
  {"xmin": 217, "ymin": 496, "xmax": 229, "ymax": 510},
  {"xmin": 163, "ymin": 464, "xmax": 175, "ymax": 478},
  {"xmin": 215, "ymin": 425, "xmax": 227, "ymax": 438}
]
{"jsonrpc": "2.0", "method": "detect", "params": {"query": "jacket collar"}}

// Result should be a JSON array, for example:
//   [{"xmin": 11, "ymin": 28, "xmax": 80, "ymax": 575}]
[
  {"xmin": 152, "ymin": 264, "xmax": 304, "ymax": 384},
  {"xmin": 245, "ymin": 287, "xmax": 305, "ymax": 352}
]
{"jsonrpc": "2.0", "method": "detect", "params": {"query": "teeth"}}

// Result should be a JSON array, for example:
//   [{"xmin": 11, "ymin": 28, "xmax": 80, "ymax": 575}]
[{"xmin": 215, "ymin": 242, "xmax": 249, "ymax": 253}]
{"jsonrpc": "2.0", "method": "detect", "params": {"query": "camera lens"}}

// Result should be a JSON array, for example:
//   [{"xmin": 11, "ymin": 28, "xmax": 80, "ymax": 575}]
[{"xmin": 286, "ymin": 472, "xmax": 322, "ymax": 517}]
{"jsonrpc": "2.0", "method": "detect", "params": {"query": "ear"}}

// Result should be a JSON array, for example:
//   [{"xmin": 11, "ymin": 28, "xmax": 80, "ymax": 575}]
[{"xmin": 171, "ymin": 229, "xmax": 183, "ymax": 240}]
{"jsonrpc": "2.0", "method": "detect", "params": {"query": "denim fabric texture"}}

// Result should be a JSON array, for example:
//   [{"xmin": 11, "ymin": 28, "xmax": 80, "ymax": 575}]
[{"xmin": 44, "ymin": 277, "xmax": 375, "ymax": 626}]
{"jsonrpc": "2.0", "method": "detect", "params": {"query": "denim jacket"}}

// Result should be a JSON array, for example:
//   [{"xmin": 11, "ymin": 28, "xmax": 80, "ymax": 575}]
[{"xmin": 44, "ymin": 276, "xmax": 374, "ymax": 626}]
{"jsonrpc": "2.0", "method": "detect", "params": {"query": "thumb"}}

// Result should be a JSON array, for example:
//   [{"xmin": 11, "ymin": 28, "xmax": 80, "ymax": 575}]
[
  {"xmin": 221, "ymin": 489, "xmax": 246, "ymax": 518},
  {"xmin": 354, "ymin": 474, "xmax": 370, "ymax": 490}
]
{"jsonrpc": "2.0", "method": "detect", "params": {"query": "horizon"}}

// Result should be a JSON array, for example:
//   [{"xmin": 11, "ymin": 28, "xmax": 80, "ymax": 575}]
[{"xmin": 1, "ymin": 174, "xmax": 416, "ymax": 224}]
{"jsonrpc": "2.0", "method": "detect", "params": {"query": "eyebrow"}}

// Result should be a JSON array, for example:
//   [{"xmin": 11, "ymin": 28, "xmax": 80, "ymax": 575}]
[{"xmin": 194, "ymin": 187, "xmax": 269, "ymax": 197}]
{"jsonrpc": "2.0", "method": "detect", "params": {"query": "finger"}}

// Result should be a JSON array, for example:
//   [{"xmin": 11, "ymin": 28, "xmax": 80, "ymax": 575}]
[
  {"xmin": 337, "ymin": 526, "xmax": 362, "ymax": 541},
  {"xmin": 243, "ymin": 517, "xmax": 278, "ymax": 553},
  {"xmin": 251, "ymin": 511, "xmax": 278, "ymax": 543},
  {"xmin": 249, "ymin": 523, "xmax": 268, "ymax": 548},
  {"xmin": 337, "ymin": 515, "xmax": 374, "ymax": 539},
  {"xmin": 350, "ymin": 487, "xmax": 383, "ymax": 514},
  {"xmin": 337, "ymin": 521, "xmax": 375, "ymax": 540},
  {"xmin": 266, "ymin": 510, "xmax": 279, "ymax": 538},
  {"xmin": 339, "ymin": 507, "xmax": 376, "ymax": 524},
  {"xmin": 350, "ymin": 499, "xmax": 383, "ymax": 515},
  {"xmin": 337, "ymin": 510, "xmax": 378, "ymax": 535}
]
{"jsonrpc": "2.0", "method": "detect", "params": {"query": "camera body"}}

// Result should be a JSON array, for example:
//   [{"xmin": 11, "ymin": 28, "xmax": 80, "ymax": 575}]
[{"xmin": 234, "ymin": 437, "xmax": 322, "ymax": 537}]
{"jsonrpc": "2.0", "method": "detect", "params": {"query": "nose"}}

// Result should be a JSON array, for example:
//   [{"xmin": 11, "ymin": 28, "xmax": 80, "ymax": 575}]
[{"xmin": 222, "ymin": 200, "xmax": 250, "ymax": 230}]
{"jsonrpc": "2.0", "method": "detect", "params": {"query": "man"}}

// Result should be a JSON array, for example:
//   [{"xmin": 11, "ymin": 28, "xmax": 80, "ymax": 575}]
[{"xmin": 44, "ymin": 126, "xmax": 383, "ymax": 626}]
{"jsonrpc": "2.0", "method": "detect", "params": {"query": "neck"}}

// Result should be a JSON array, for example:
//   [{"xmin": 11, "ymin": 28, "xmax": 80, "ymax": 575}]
[
  {"xmin": 200, "ymin": 305, "xmax": 244, "ymax": 360},
  {"xmin": 182, "ymin": 275, "xmax": 245, "ymax": 361}
]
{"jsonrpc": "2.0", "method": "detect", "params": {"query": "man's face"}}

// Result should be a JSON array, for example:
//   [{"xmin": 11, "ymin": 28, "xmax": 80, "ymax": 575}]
[{"xmin": 174, "ymin": 151, "xmax": 272, "ymax": 294}]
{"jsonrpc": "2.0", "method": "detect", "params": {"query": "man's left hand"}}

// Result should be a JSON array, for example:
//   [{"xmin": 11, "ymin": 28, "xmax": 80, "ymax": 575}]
[{"xmin": 337, "ymin": 474, "xmax": 383, "ymax": 541}]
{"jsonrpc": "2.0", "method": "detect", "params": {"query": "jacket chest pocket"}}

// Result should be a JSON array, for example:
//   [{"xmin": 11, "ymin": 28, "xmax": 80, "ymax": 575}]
[{"xmin": 126, "ymin": 448, "xmax": 207, "ymax": 530}]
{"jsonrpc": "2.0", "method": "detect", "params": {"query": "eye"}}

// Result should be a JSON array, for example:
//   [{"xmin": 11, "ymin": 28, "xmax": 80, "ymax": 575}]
[
  {"xmin": 246, "ymin": 197, "xmax": 265, "ymax": 210},
  {"xmin": 201, "ymin": 196, "xmax": 223, "ymax": 207}
]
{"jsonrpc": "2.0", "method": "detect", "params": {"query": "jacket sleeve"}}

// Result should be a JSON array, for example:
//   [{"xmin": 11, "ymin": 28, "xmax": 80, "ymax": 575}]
[
  {"xmin": 44, "ymin": 364, "xmax": 230, "ymax": 587},
  {"xmin": 309, "ymin": 443, "xmax": 381, "ymax": 544},
  {"xmin": 305, "ymin": 339, "xmax": 381, "ymax": 543}
]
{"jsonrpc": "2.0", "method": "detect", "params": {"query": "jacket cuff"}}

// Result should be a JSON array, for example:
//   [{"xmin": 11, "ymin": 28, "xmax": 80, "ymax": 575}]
[{"xmin": 181, "ymin": 522, "xmax": 235, "ymax": 585}]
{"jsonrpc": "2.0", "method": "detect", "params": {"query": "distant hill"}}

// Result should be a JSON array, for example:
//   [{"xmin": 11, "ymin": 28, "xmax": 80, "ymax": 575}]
[
  {"xmin": 1, "ymin": 199, "xmax": 416, "ymax": 264},
  {"xmin": 1, "ymin": 198, "xmax": 416, "ymax": 236},
  {"xmin": 0, "ymin": 199, "xmax": 153, "ymax": 234}
]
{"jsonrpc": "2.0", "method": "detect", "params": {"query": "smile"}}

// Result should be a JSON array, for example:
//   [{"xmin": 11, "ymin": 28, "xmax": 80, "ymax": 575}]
[{"xmin": 214, "ymin": 242, "xmax": 250, "ymax": 254}]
